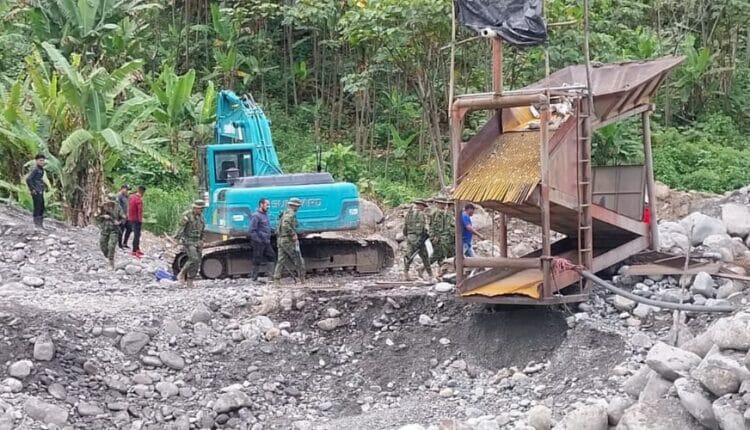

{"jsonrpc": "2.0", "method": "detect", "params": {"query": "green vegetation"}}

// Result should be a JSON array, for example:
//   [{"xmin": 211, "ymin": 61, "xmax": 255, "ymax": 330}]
[{"xmin": 1, "ymin": 0, "xmax": 749, "ymax": 232}]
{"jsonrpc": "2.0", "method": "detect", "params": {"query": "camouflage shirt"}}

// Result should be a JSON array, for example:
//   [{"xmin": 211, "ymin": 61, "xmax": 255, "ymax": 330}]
[
  {"xmin": 175, "ymin": 210, "xmax": 205, "ymax": 245},
  {"xmin": 96, "ymin": 204, "xmax": 124, "ymax": 234},
  {"xmin": 403, "ymin": 208, "xmax": 427, "ymax": 237},
  {"xmin": 277, "ymin": 208, "xmax": 298, "ymax": 239}
]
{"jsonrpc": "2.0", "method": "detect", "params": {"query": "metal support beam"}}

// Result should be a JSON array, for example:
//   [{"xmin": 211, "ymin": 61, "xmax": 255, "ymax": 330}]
[
  {"xmin": 642, "ymin": 110, "xmax": 659, "ymax": 251},
  {"xmin": 539, "ymin": 104, "xmax": 552, "ymax": 298},
  {"xmin": 453, "ymin": 94, "xmax": 546, "ymax": 112},
  {"xmin": 463, "ymin": 256, "xmax": 540, "ymax": 269}
]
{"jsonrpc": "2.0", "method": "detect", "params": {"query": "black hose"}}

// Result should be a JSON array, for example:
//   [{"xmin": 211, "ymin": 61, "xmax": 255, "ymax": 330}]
[{"xmin": 578, "ymin": 270, "xmax": 736, "ymax": 313}]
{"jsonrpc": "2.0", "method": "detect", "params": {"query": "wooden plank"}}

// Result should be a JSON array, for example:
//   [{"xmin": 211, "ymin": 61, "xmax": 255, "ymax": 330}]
[
  {"xmin": 622, "ymin": 262, "xmax": 721, "ymax": 276},
  {"xmin": 461, "ymin": 293, "xmax": 590, "ymax": 305}
]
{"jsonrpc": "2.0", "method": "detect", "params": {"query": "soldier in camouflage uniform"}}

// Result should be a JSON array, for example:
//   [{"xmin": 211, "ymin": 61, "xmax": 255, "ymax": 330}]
[
  {"xmin": 174, "ymin": 200, "xmax": 206, "ymax": 288},
  {"xmin": 403, "ymin": 199, "xmax": 433, "ymax": 281},
  {"xmin": 96, "ymin": 193, "xmax": 125, "ymax": 270},
  {"xmin": 429, "ymin": 198, "xmax": 455, "ymax": 275},
  {"xmin": 273, "ymin": 197, "xmax": 305, "ymax": 285}
]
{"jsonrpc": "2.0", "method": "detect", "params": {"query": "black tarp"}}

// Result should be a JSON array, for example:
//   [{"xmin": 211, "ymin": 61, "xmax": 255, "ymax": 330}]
[{"xmin": 455, "ymin": 0, "xmax": 547, "ymax": 47}]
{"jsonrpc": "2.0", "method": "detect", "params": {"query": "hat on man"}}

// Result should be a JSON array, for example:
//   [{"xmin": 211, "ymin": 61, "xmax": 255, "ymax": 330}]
[
  {"xmin": 192, "ymin": 199, "xmax": 206, "ymax": 208},
  {"xmin": 120, "ymin": 184, "xmax": 130, "ymax": 190},
  {"xmin": 288, "ymin": 197, "xmax": 302, "ymax": 207}
]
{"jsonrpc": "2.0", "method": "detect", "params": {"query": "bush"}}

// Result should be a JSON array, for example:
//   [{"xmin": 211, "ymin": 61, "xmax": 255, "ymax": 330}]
[
  {"xmin": 653, "ymin": 115, "xmax": 750, "ymax": 193},
  {"xmin": 141, "ymin": 187, "xmax": 195, "ymax": 235}
]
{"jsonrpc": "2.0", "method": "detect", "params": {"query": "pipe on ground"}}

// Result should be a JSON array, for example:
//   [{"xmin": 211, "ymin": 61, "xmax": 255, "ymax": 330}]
[{"xmin": 578, "ymin": 269, "xmax": 736, "ymax": 313}]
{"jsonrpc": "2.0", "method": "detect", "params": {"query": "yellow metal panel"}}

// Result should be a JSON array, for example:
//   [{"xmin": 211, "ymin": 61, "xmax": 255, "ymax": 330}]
[{"xmin": 461, "ymin": 269, "xmax": 542, "ymax": 299}]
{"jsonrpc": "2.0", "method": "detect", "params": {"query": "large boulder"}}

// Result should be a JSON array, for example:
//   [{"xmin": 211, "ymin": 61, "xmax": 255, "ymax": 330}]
[
  {"xmin": 645, "ymin": 342, "xmax": 701, "ymax": 381},
  {"xmin": 722, "ymin": 203, "xmax": 750, "ymax": 238},
  {"xmin": 680, "ymin": 212, "xmax": 727, "ymax": 245},
  {"xmin": 673, "ymin": 377, "xmax": 719, "ymax": 429},
  {"xmin": 692, "ymin": 348, "xmax": 750, "ymax": 397},
  {"xmin": 659, "ymin": 222, "xmax": 690, "ymax": 252},
  {"xmin": 552, "ymin": 403, "xmax": 608, "ymax": 430},
  {"xmin": 622, "ymin": 366, "xmax": 652, "ymax": 398},
  {"xmin": 638, "ymin": 372, "xmax": 672, "ymax": 403},
  {"xmin": 607, "ymin": 396, "xmax": 635, "ymax": 426},
  {"xmin": 702, "ymin": 234, "xmax": 738, "ymax": 261},
  {"xmin": 24, "ymin": 397, "xmax": 69, "ymax": 426},
  {"xmin": 710, "ymin": 315, "xmax": 750, "ymax": 351},
  {"xmin": 690, "ymin": 272, "xmax": 716, "ymax": 298},
  {"xmin": 712, "ymin": 397, "xmax": 745, "ymax": 430},
  {"xmin": 358, "ymin": 199, "xmax": 385, "ymax": 227},
  {"xmin": 616, "ymin": 397, "xmax": 703, "ymax": 429}
]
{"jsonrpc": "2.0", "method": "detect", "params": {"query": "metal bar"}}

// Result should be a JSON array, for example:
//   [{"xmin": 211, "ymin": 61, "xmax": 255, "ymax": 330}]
[
  {"xmin": 642, "ymin": 110, "xmax": 659, "ymax": 251},
  {"xmin": 539, "ymin": 104, "xmax": 552, "ymax": 299},
  {"xmin": 461, "ymin": 293, "xmax": 591, "ymax": 305},
  {"xmin": 451, "ymin": 107, "xmax": 465, "ymax": 289},
  {"xmin": 498, "ymin": 214, "xmax": 508, "ymax": 257},
  {"xmin": 452, "ymin": 94, "xmax": 546, "ymax": 111},
  {"xmin": 458, "ymin": 85, "xmax": 587, "ymax": 97},
  {"xmin": 463, "ymin": 256, "xmax": 541, "ymax": 269}
]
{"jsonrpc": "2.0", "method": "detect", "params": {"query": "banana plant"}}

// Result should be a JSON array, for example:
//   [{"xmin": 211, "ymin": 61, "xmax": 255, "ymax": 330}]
[
  {"xmin": 149, "ymin": 65, "xmax": 196, "ymax": 153},
  {"xmin": 36, "ymin": 42, "xmax": 170, "ymax": 225}
]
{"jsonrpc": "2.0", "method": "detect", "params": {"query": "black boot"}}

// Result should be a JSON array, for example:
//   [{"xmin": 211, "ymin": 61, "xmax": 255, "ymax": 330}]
[{"xmin": 33, "ymin": 217, "xmax": 43, "ymax": 229}]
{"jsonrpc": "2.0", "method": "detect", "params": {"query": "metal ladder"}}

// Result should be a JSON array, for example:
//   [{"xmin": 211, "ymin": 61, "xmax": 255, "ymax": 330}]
[{"xmin": 577, "ymin": 96, "xmax": 594, "ymax": 293}]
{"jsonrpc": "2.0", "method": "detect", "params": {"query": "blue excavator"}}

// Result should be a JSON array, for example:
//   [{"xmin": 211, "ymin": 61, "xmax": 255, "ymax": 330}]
[{"xmin": 171, "ymin": 91, "xmax": 394, "ymax": 279}]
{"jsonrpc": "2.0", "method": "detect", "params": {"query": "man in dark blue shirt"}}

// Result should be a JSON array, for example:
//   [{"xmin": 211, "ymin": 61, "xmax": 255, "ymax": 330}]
[
  {"xmin": 249, "ymin": 198, "xmax": 276, "ymax": 281},
  {"xmin": 460, "ymin": 203, "xmax": 485, "ymax": 257}
]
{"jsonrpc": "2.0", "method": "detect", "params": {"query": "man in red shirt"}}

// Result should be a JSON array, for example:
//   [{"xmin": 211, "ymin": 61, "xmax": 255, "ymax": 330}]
[{"xmin": 124, "ymin": 185, "xmax": 146, "ymax": 257}]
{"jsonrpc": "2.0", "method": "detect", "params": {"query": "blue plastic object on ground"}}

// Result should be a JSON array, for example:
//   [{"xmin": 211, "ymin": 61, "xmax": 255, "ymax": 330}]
[{"xmin": 154, "ymin": 268, "xmax": 176, "ymax": 281}]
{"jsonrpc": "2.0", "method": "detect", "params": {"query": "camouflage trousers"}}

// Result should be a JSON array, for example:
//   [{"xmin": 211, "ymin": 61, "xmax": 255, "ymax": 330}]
[
  {"xmin": 99, "ymin": 230, "xmax": 117, "ymax": 262},
  {"xmin": 404, "ymin": 237, "xmax": 432, "ymax": 276},
  {"xmin": 180, "ymin": 244, "xmax": 203, "ymax": 279},
  {"xmin": 273, "ymin": 240, "xmax": 305, "ymax": 281}
]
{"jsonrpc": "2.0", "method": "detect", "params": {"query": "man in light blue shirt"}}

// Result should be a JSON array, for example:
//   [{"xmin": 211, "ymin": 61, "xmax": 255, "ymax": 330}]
[{"xmin": 460, "ymin": 203, "xmax": 485, "ymax": 257}]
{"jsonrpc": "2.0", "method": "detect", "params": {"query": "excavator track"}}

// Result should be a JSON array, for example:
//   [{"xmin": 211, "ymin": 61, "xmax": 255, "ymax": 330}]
[{"xmin": 170, "ymin": 236, "xmax": 395, "ymax": 279}]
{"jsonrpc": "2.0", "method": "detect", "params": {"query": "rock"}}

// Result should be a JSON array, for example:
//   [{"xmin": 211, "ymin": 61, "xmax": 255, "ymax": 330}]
[
  {"xmin": 613, "ymin": 295, "xmax": 636, "ymax": 312},
  {"xmin": 645, "ymin": 341, "xmax": 701, "ymax": 381},
  {"xmin": 24, "ymin": 397, "xmax": 68, "ymax": 426},
  {"xmin": 191, "ymin": 305, "xmax": 212, "ymax": 324},
  {"xmin": 317, "ymin": 318, "xmax": 341, "ymax": 331},
  {"xmin": 607, "ymin": 396, "xmax": 635, "ymax": 426},
  {"xmin": 511, "ymin": 242, "xmax": 535, "ymax": 258},
  {"xmin": 712, "ymin": 398, "xmax": 745, "ymax": 430},
  {"xmin": 293, "ymin": 420, "xmax": 313, "ymax": 430},
  {"xmin": 158, "ymin": 351, "xmax": 185, "ymax": 370},
  {"xmin": 722, "ymin": 203, "xmax": 750, "ymax": 237},
  {"xmin": 1, "ymin": 378, "xmax": 22, "ymax": 393},
  {"xmin": 77, "ymin": 402, "xmax": 104, "ymax": 416},
  {"xmin": 682, "ymin": 330, "xmax": 715, "ymax": 358},
  {"xmin": 674, "ymin": 377, "xmax": 719, "ymax": 429},
  {"xmin": 33, "ymin": 332, "xmax": 55, "ymax": 361},
  {"xmin": 21, "ymin": 276, "xmax": 44, "ymax": 287},
  {"xmin": 213, "ymin": 391, "xmax": 252, "ymax": 413},
  {"xmin": 48, "ymin": 383, "xmax": 67, "ymax": 400},
  {"xmin": 681, "ymin": 212, "xmax": 727, "ymax": 245},
  {"xmin": 527, "ymin": 405, "xmax": 552, "ymax": 430},
  {"xmin": 553, "ymin": 403, "xmax": 607, "ymax": 430},
  {"xmin": 632, "ymin": 303, "xmax": 657, "ymax": 319},
  {"xmin": 690, "ymin": 272, "xmax": 716, "ymax": 298},
  {"xmin": 629, "ymin": 333, "xmax": 653, "ymax": 350},
  {"xmin": 398, "ymin": 426, "xmax": 426, "ymax": 430},
  {"xmin": 657, "ymin": 288, "xmax": 692, "ymax": 304},
  {"xmin": 622, "ymin": 366, "xmax": 653, "ymax": 398},
  {"xmin": 638, "ymin": 372, "xmax": 672, "ymax": 403},
  {"xmin": 717, "ymin": 280, "xmax": 744, "ymax": 299},
  {"xmin": 240, "ymin": 316, "xmax": 274, "ymax": 341},
  {"xmin": 141, "ymin": 355, "xmax": 163, "ymax": 367},
  {"xmin": 163, "ymin": 319, "xmax": 183, "ymax": 336},
  {"xmin": 359, "ymin": 199, "xmax": 385, "ymax": 227},
  {"xmin": 125, "ymin": 264, "xmax": 142, "ymax": 275},
  {"xmin": 616, "ymin": 396, "xmax": 703, "ymax": 429},
  {"xmin": 692, "ymin": 350, "xmax": 748, "ymax": 397},
  {"xmin": 326, "ymin": 308, "xmax": 341, "ymax": 318},
  {"xmin": 435, "ymin": 282, "xmax": 454, "ymax": 293},
  {"xmin": 703, "ymin": 234, "xmax": 739, "ymax": 260},
  {"xmin": 418, "ymin": 314, "xmax": 433, "ymax": 326},
  {"xmin": 155, "ymin": 381, "xmax": 179, "ymax": 398},
  {"xmin": 476, "ymin": 420, "xmax": 500, "ymax": 430},
  {"xmin": 120, "ymin": 331, "xmax": 150, "ymax": 355},
  {"xmin": 8, "ymin": 360, "xmax": 32, "ymax": 379}
]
